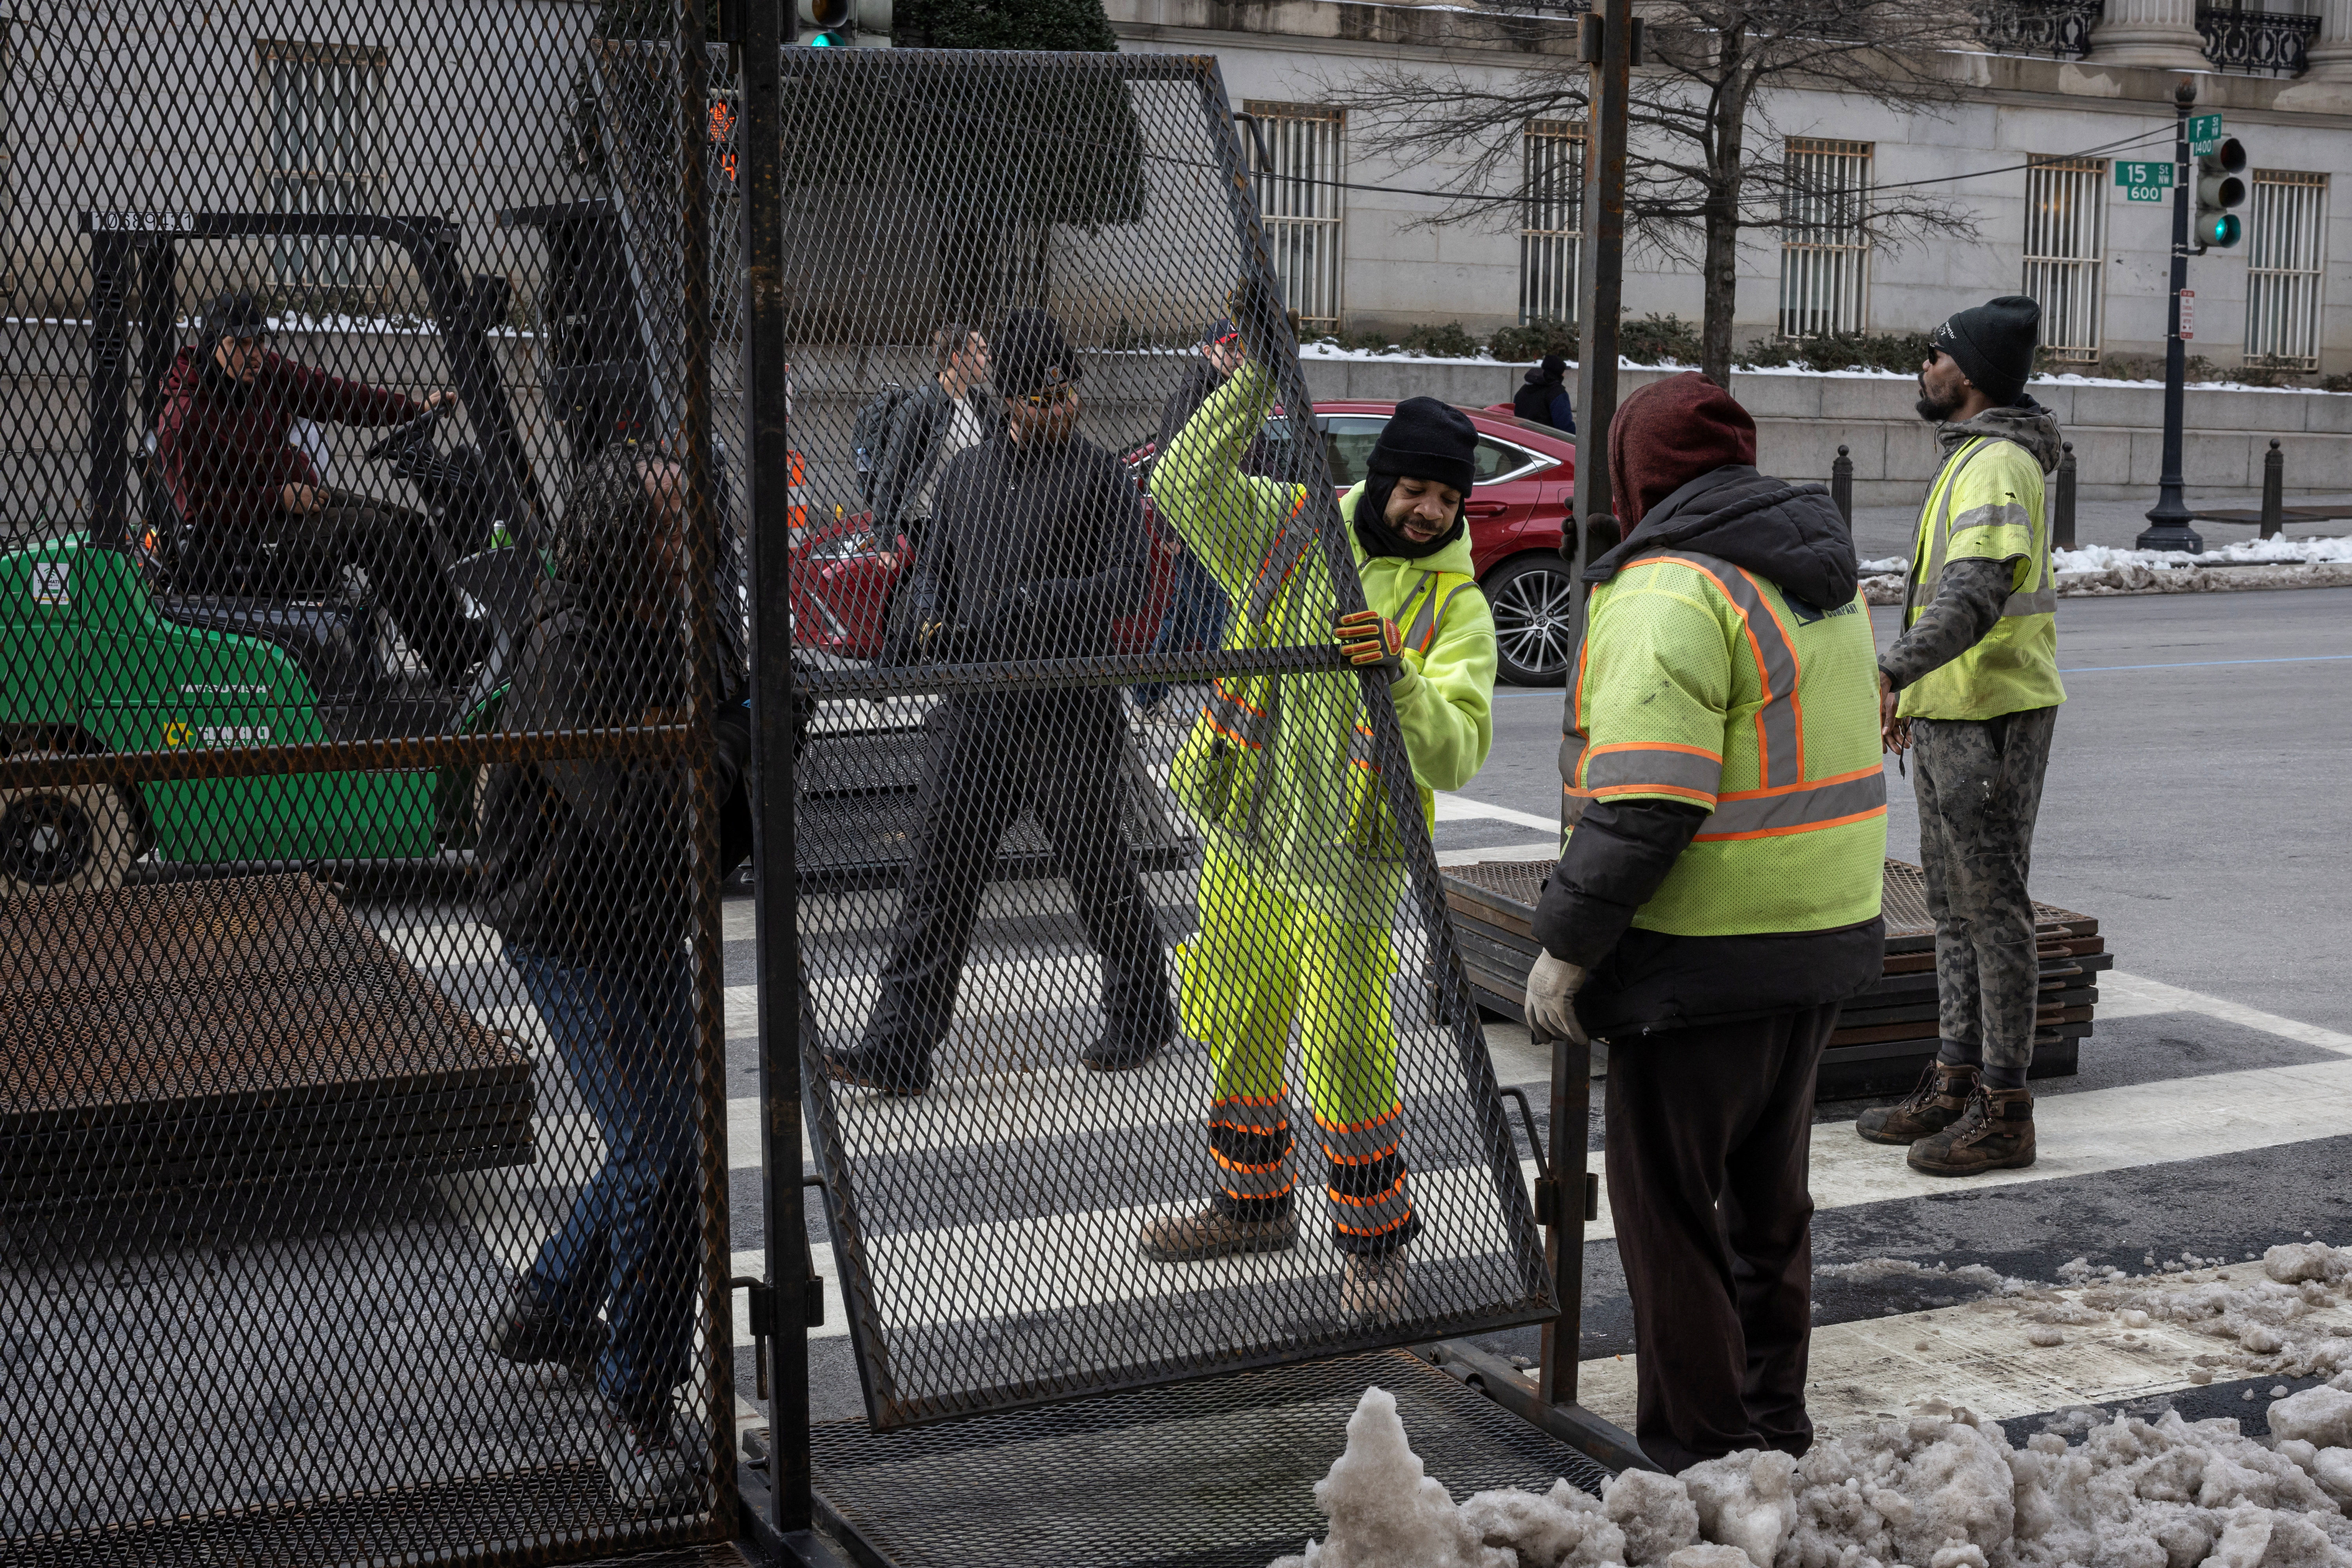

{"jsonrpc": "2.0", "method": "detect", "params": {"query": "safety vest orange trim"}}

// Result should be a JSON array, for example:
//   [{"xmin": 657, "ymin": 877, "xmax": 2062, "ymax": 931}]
[
  {"xmin": 1613, "ymin": 554, "xmax": 1806, "ymax": 788},
  {"xmin": 1694, "ymin": 765, "xmax": 1886, "ymax": 839},
  {"xmin": 1693, "ymin": 804, "xmax": 1887, "ymax": 844}
]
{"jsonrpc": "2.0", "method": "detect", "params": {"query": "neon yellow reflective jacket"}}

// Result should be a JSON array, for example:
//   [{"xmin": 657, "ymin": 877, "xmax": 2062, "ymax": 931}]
[
  {"xmin": 1897, "ymin": 418, "xmax": 2067, "ymax": 722},
  {"xmin": 1149, "ymin": 361, "xmax": 1497, "ymax": 925},
  {"xmin": 1568, "ymin": 548, "xmax": 1887, "ymax": 936}
]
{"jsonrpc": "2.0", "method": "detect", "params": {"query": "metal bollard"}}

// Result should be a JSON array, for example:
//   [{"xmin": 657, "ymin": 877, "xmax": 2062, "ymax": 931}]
[
  {"xmin": 2262, "ymin": 438, "xmax": 2284, "ymax": 540},
  {"xmin": 1831, "ymin": 444, "xmax": 1853, "ymax": 527},
  {"xmin": 2053, "ymin": 441, "xmax": 2078, "ymax": 550}
]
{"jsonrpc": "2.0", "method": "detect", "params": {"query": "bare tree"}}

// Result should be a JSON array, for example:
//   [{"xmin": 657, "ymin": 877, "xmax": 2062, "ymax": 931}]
[{"xmin": 1317, "ymin": 0, "xmax": 1985, "ymax": 385}]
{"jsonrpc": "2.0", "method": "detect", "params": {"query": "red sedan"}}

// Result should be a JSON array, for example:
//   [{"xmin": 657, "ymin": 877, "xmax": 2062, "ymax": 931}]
[{"xmin": 790, "ymin": 400, "xmax": 1579, "ymax": 686}]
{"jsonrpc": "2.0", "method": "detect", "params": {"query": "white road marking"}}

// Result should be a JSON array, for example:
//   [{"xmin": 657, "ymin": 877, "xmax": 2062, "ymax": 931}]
[
  {"xmin": 1434, "ymin": 793, "xmax": 1562, "ymax": 833},
  {"xmin": 2098, "ymin": 970, "xmax": 2352, "ymax": 1053}
]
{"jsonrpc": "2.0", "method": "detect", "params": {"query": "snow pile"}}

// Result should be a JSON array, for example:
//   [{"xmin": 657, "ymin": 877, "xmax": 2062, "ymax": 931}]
[
  {"xmin": 2054, "ymin": 537, "xmax": 2352, "ymax": 574},
  {"xmin": 1270, "ymin": 1247, "xmax": 2352, "ymax": 1568},
  {"xmin": 1270, "ymin": 1382, "xmax": 2352, "ymax": 1568},
  {"xmin": 1858, "ymin": 557, "xmax": 1911, "ymax": 576}
]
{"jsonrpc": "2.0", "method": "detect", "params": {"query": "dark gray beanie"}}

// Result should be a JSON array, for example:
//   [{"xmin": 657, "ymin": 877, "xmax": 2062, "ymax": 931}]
[
  {"xmin": 1367, "ymin": 396, "xmax": 1479, "ymax": 494},
  {"xmin": 1932, "ymin": 296, "xmax": 2040, "ymax": 406},
  {"xmin": 994, "ymin": 307, "xmax": 1079, "ymax": 398}
]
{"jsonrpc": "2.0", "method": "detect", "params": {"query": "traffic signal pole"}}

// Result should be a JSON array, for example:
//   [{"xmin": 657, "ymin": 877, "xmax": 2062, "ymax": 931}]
[{"xmin": 2136, "ymin": 78, "xmax": 2203, "ymax": 554}]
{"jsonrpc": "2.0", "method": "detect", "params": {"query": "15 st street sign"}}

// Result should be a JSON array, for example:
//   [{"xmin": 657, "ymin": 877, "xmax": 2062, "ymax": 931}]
[{"xmin": 2116, "ymin": 160, "xmax": 2177, "ymax": 202}]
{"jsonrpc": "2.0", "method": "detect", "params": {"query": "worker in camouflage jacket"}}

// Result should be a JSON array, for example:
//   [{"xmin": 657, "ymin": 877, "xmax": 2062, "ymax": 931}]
[{"xmin": 1861, "ymin": 296, "xmax": 2067, "ymax": 1177}]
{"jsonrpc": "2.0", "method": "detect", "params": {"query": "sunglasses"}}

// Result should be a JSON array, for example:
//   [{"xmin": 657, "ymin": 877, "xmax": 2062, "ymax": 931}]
[{"xmin": 1017, "ymin": 383, "xmax": 1076, "ymax": 407}]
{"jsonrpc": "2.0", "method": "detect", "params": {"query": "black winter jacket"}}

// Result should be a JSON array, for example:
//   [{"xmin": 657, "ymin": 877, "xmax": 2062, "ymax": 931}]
[
  {"xmin": 871, "ymin": 379, "xmax": 1001, "ymax": 532},
  {"xmin": 896, "ymin": 429, "xmax": 1151, "ymax": 663},
  {"xmin": 1534, "ymin": 465, "xmax": 1884, "ymax": 1037},
  {"xmin": 475, "ymin": 592, "xmax": 754, "ymax": 975}
]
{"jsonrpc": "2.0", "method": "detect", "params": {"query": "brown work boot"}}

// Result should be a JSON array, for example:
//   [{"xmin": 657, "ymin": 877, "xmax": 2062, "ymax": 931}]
[
  {"xmin": 1137, "ymin": 1204, "xmax": 1298, "ymax": 1262},
  {"xmin": 1907, "ymin": 1085, "xmax": 2036, "ymax": 1176},
  {"xmin": 1855, "ymin": 1061, "xmax": 1979, "ymax": 1146},
  {"xmin": 1339, "ymin": 1251, "xmax": 1410, "ymax": 1321}
]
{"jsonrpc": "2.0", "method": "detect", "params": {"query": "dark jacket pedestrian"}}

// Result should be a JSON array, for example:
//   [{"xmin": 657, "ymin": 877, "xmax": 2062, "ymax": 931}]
[
  {"xmin": 823, "ymin": 308, "xmax": 1173, "ymax": 1097},
  {"xmin": 1524, "ymin": 371, "xmax": 1887, "ymax": 1475},
  {"xmin": 1511, "ymin": 354, "xmax": 1575, "ymax": 434},
  {"xmin": 475, "ymin": 444, "xmax": 752, "ymax": 1506},
  {"xmin": 871, "ymin": 323, "xmax": 998, "ymax": 538},
  {"xmin": 1858, "ymin": 295, "xmax": 2065, "ymax": 1176},
  {"xmin": 153, "ymin": 293, "xmax": 480, "ymax": 685}
]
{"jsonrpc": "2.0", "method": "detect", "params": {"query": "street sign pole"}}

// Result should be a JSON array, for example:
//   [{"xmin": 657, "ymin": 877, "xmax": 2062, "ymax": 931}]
[{"xmin": 2137, "ymin": 79, "xmax": 2203, "ymax": 553}]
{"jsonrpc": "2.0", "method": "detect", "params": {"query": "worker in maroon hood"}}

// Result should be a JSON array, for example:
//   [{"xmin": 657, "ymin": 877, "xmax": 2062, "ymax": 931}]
[
  {"xmin": 1526, "ymin": 371, "xmax": 1886, "ymax": 1472},
  {"xmin": 155, "ymin": 291, "xmax": 483, "ymax": 687}
]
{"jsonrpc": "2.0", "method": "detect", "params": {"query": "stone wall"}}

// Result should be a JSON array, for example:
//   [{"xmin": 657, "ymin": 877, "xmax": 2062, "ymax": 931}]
[{"xmin": 1298, "ymin": 358, "xmax": 2352, "ymax": 505}]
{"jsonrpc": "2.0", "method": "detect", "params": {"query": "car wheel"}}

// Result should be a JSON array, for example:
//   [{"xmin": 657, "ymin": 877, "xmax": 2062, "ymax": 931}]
[
  {"xmin": 0, "ymin": 780, "xmax": 137, "ymax": 896},
  {"xmin": 1482, "ymin": 554, "xmax": 1579, "ymax": 687}
]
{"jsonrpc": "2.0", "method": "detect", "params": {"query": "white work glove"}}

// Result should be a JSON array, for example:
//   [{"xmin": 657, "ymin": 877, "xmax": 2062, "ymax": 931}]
[{"xmin": 1524, "ymin": 951, "xmax": 1590, "ymax": 1045}]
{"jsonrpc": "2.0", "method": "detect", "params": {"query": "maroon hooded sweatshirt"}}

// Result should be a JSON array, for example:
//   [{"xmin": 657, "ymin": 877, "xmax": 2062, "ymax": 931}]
[{"xmin": 155, "ymin": 346, "xmax": 423, "ymax": 534}]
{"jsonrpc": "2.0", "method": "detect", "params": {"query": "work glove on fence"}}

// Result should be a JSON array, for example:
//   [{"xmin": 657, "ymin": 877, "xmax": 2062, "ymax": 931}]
[
  {"xmin": 1524, "ymin": 950, "xmax": 1590, "ymax": 1046},
  {"xmin": 1333, "ymin": 609, "xmax": 1405, "ymax": 681}
]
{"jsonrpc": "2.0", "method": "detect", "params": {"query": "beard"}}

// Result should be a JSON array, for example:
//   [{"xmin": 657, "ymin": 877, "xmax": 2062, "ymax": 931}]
[{"xmin": 1915, "ymin": 382, "xmax": 1967, "ymax": 423}]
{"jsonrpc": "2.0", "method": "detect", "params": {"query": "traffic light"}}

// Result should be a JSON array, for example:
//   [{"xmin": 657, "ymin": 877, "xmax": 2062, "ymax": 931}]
[
  {"xmin": 2194, "ymin": 135, "xmax": 2247, "ymax": 251},
  {"xmin": 795, "ymin": 0, "xmax": 889, "ymax": 46}
]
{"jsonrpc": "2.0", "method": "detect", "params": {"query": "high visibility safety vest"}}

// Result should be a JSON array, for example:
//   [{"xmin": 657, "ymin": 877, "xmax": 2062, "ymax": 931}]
[
  {"xmin": 1566, "ymin": 549, "xmax": 1887, "ymax": 937},
  {"xmin": 1896, "ymin": 435, "xmax": 2065, "ymax": 722}
]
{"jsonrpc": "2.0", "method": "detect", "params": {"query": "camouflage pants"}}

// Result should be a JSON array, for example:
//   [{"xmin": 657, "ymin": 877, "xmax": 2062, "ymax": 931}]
[{"xmin": 1911, "ymin": 706, "xmax": 2058, "ymax": 1089}]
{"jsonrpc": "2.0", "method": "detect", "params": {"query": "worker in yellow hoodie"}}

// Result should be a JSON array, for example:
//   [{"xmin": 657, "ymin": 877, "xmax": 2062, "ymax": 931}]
[{"xmin": 1136, "ymin": 362, "xmax": 1497, "ymax": 1320}]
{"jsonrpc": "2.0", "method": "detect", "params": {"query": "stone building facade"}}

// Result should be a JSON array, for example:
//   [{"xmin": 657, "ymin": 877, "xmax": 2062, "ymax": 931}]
[{"xmin": 1107, "ymin": 0, "xmax": 2352, "ymax": 378}]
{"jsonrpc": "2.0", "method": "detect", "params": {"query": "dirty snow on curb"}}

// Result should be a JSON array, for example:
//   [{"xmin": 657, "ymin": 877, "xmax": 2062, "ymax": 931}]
[
  {"xmin": 2054, "ymin": 539, "xmax": 2352, "ymax": 573},
  {"xmin": 1270, "ymin": 1243, "xmax": 2352, "ymax": 1568}
]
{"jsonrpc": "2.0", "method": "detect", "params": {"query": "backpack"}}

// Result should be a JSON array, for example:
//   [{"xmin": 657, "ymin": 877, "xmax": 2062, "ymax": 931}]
[{"xmin": 850, "ymin": 382, "xmax": 917, "ymax": 503}]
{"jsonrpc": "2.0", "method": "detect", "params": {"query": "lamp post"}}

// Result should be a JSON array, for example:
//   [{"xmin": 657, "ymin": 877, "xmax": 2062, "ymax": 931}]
[{"xmin": 2135, "ymin": 78, "xmax": 2204, "ymax": 553}]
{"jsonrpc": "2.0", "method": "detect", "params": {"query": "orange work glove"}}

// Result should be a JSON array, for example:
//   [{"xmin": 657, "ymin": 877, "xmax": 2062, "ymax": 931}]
[{"xmin": 1334, "ymin": 608, "xmax": 1405, "ymax": 679}]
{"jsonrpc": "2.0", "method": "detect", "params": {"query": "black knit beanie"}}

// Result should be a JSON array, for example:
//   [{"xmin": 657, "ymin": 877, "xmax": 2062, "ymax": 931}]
[
  {"xmin": 993, "ymin": 307, "xmax": 1079, "ymax": 398},
  {"xmin": 1932, "ymin": 296, "xmax": 2040, "ymax": 406},
  {"xmin": 1366, "ymin": 396, "xmax": 1479, "ymax": 496}
]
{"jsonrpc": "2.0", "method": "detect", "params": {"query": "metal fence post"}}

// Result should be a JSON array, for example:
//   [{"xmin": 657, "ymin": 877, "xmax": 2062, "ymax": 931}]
[
  {"xmin": 1831, "ymin": 444, "xmax": 1853, "ymax": 528},
  {"xmin": 2054, "ymin": 441, "xmax": 2078, "ymax": 551},
  {"xmin": 2262, "ymin": 438, "xmax": 2284, "ymax": 539}
]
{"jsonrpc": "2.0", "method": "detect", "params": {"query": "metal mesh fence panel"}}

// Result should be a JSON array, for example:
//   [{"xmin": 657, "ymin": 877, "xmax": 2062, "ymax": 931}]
[
  {"xmin": 766, "ymin": 50, "xmax": 1553, "ymax": 1432},
  {"xmin": 2, "ymin": 4, "xmax": 746, "ymax": 1562}
]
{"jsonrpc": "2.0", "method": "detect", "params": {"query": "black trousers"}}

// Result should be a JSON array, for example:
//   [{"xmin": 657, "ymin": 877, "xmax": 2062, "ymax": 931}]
[
  {"xmin": 861, "ymin": 690, "xmax": 1172, "ymax": 1055},
  {"xmin": 1605, "ymin": 1002, "xmax": 1838, "ymax": 1474},
  {"xmin": 189, "ymin": 490, "xmax": 479, "ymax": 684}
]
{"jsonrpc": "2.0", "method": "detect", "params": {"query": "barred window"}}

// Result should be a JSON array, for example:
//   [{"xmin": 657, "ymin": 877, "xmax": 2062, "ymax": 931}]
[
  {"xmin": 257, "ymin": 41, "xmax": 387, "ymax": 293},
  {"xmin": 1519, "ymin": 120, "xmax": 1584, "ymax": 326},
  {"xmin": 2022, "ymin": 155, "xmax": 2107, "ymax": 363},
  {"xmin": 1780, "ymin": 139, "xmax": 1872, "ymax": 339},
  {"xmin": 1242, "ymin": 102, "xmax": 1344, "ymax": 334},
  {"xmin": 2245, "ymin": 171, "xmax": 2326, "ymax": 372}
]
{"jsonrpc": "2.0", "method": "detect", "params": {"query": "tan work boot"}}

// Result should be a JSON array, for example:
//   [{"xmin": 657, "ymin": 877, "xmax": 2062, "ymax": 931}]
[
  {"xmin": 1907, "ymin": 1085, "xmax": 2036, "ymax": 1176},
  {"xmin": 1137, "ymin": 1205, "xmax": 1298, "ymax": 1262},
  {"xmin": 1855, "ymin": 1061, "xmax": 1979, "ymax": 1146},
  {"xmin": 1339, "ymin": 1251, "xmax": 1410, "ymax": 1321}
]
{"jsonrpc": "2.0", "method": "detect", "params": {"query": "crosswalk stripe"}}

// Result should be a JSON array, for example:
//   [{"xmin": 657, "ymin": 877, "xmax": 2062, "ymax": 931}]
[{"xmin": 2098, "ymin": 970, "xmax": 2352, "ymax": 1054}]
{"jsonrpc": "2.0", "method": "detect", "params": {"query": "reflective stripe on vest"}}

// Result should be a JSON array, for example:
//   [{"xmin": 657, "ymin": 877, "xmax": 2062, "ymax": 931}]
[
  {"xmin": 1341, "ymin": 570, "xmax": 1464, "ymax": 776},
  {"xmin": 1204, "ymin": 676, "xmax": 1273, "ymax": 751},
  {"xmin": 1905, "ymin": 438, "xmax": 2056, "ymax": 623},
  {"xmin": 1570, "ymin": 550, "xmax": 1885, "ymax": 841}
]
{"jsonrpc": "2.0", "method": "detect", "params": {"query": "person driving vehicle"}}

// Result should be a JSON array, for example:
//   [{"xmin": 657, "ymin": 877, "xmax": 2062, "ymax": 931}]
[{"xmin": 154, "ymin": 291, "xmax": 485, "ymax": 688}]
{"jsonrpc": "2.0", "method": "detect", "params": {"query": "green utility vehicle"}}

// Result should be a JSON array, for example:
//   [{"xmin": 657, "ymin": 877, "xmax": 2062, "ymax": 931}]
[{"xmin": 0, "ymin": 209, "xmax": 654, "ymax": 894}]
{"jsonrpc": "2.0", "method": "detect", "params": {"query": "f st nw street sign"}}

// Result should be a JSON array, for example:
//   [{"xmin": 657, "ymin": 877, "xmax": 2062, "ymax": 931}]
[
  {"xmin": 2117, "ymin": 160, "xmax": 2176, "ymax": 202},
  {"xmin": 2189, "ymin": 113, "xmax": 2225, "ymax": 157}
]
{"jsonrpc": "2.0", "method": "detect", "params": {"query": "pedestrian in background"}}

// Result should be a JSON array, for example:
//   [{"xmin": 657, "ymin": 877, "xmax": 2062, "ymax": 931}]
[
  {"xmin": 1860, "ymin": 295, "xmax": 2065, "ymax": 1176},
  {"xmin": 1512, "ymin": 352, "xmax": 1575, "ymax": 434},
  {"xmin": 871, "ymin": 321, "xmax": 995, "ymax": 549},
  {"xmin": 475, "ymin": 445, "xmax": 752, "ymax": 1506},
  {"xmin": 1134, "ymin": 318, "xmax": 1247, "ymax": 713},
  {"xmin": 1524, "ymin": 372, "xmax": 1886, "ymax": 1472},
  {"xmin": 823, "ymin": 308, "xmax": 1175, "ymax": 1095}
]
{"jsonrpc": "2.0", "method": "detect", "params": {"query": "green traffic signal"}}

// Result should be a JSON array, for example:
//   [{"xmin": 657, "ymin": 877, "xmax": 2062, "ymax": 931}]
[{"xmin": 2193, "ymin": 134, "xmax": 2248, "ymax": 250}]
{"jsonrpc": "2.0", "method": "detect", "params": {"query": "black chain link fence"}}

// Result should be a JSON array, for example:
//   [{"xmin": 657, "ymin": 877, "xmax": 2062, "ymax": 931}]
[
  {"xmin": 3, "ymin": 2, "xmax": 746, "ymax": 1559},
  {"xmin": 767, "ymin": 50, "xmax": 1553, "ymax": 1433}
]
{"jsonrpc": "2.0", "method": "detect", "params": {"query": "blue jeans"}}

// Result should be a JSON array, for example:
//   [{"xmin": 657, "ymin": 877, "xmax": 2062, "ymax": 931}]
[
  {"xmin": 1135, "ymin": 552, "xmax": 1231, "ymax": 709},
  {"xmin": 508, "ymin": 944, "xmax": 699, "ymax": 1416}
]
